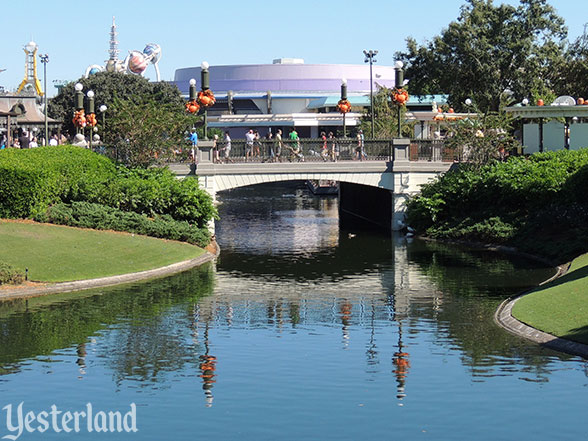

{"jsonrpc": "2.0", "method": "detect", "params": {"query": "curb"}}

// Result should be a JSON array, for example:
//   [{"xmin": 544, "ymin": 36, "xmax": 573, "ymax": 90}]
[
  {"xmin": 494, "ymin": 264, "xmax": 588, "ymax": 360},
  {"xmin": 0, "ymin": 244, "xmax": 219, "ymax": 301}
]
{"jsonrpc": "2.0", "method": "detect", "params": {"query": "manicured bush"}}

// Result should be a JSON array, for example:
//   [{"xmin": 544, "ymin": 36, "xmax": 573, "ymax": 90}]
[
  {"xmin": 0, "ymin": 146, "xmax": 117, "ymax": 218},
  {"xmin": 0, "ymin": 262, "xmax": 24, "ymax": 285},
  {"xmin": 35, "ymin": 202, "xmax": 210, "ymax": 248},
  {"xmin": 406, "ymin": 149, "xmax": 588, "ymax": 259},
  {"xmin": 0, "ymin": 146, "xmax": 217, "ymax": 229}
]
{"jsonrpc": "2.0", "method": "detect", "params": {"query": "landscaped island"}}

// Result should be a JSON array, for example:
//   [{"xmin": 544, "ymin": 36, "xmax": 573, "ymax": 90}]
[
  {"xmin": 0, "ymin": 145, "xmax": 217, "ymax": 286},
  {"xmin": 406, "ymin": 149, "xmax": 588, "ymax": 351}
]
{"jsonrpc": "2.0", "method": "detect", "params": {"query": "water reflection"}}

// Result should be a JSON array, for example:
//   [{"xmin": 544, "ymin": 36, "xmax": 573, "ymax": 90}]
[{"xmin": 0, "ymin": 182, "xmax": 585, "ymax": 439}]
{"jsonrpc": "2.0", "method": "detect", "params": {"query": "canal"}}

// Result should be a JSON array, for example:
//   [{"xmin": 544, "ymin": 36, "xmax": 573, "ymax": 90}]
[{"xmin": 0, "ymin": 182, "xmax": 586, "ymax": 440}]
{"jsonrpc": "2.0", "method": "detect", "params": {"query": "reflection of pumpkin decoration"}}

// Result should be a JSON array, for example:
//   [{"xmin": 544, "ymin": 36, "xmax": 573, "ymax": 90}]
[
  {"xmin": 185, "ymin": 99, "xmax": 200, "ymax": 114},
  {"xmin": 86, "ymin": 113, "xmax": 97, "ymax": 127},
  {"xmin": 337, "ymin": 99, "xmax": 352, "ymax": 114},
  {"xmin": 392, "ymin": 88, "xmax": 409, "ymax": 105},
  {"xmin": 197, "ymin": 89, "xmax": 216, "ymax": 108},
  {"xmin": 577, "ymin": 98, "xmax": 585, "ymax": 105},
  {"xmin": 199, "ymin": 354, "xmax": 217, "ymax": 383},
  {"xmin": 393, "ymin": 351, "xmax": 410, "ymax": 378},
  {"xmin": 73, "ymin": 110, "xmax": 87, "ymax": 128}
]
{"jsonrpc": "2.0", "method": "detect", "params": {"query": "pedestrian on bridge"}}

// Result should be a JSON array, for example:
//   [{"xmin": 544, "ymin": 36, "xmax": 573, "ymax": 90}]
[{"xmin": 222, "ymin": 131, "xmax": 234, "ymax": 163}]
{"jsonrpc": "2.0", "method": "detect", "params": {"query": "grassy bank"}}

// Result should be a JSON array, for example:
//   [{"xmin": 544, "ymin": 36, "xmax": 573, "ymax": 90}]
[
  {"xmin": 0, "ymin": 221, "xmax": 204, "ymax": 283},
  {"xmin": 512, "ymin": 253, "xmax": 588, "ymax": 345}
]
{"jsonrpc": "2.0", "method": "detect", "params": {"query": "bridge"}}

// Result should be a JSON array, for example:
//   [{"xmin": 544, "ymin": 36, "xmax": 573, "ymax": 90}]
[{"xmin": 170, "ymin": 139, "xmax": 453, "ymax": 231}]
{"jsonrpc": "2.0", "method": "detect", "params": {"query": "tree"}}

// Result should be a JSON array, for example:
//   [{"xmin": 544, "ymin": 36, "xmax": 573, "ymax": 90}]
[
  {"xmin": 552, "ymin": 36, "xmax": 588, "ymax": 98},
  {"xmin": 359, "ymin": 86, "xmax": 413, "ymax": 138},
  {"xmin": 443, "ymin": 110, "xmax": 520, "ymax": 166},
  {"xmin": 48, "ymin": 72, "xmax": 193, "ymax": 167},
  {"xmin": 396, "ymin": 0, "xmax": 567, "ymax": 112},
  {"xmin": 108, "ymin": 96, "xmax": 192, "ymax": 168}
]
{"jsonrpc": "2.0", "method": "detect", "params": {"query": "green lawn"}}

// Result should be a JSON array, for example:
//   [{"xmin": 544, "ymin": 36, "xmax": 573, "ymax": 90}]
[
  {"xmin": 512, "ymin": 253, "xmax": 588, "ymax": 345},
  {"xmin": 0, "ymin": 221, "xmax": 205, "ymax": 282}
]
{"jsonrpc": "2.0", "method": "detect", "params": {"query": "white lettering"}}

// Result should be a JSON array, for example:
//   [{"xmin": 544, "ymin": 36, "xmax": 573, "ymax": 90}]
[
  {"xmin": 49, "ymin": 405, "xmax": 61, "ymax": 433},
  {"xmin": 94, "ymin": 411, "xmax": 107, "ymax": 433},
  {"xmin": 23, "ymin": 412, "xmax": 35, "ymax": 434},
  {"xmin": 73, "ymin": 411, "xmax": 85, "ymax": 432},
  {"xmin": 123, "ymin": 404, "xmax": 138, "ymax": 433},
  {"xmin": 61, "ymin": 411, "xmax": 73, "ymax": 433},
  {"xmin": 2, "ymin": 403, "xmax": 23, "ymax": 441},
  {"xmin": 36, "ymin": 411, "xmax": 49, "ymax": 433}
]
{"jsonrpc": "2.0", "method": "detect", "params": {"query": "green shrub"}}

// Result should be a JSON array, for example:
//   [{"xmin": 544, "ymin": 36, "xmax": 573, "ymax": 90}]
[
  {"xmin": 0, "ymin": 262, "xmax": 24, "ymax": 285},
  {"xmin": 406, "ymin": 149, "xmax": 588, "ymax": 259},
  {"xmin": 36, "ymin": 202, "xmax": 211, "ymax": 248},
  {"xmin": 0, "ymin": 146, "xmax": 217, "ymax": 228}
]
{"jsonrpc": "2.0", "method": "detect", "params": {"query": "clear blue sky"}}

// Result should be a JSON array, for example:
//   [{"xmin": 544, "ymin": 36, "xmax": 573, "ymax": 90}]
[{"xmin": 1, "ymin": 0, "xmax": 585, "ymax": 95}]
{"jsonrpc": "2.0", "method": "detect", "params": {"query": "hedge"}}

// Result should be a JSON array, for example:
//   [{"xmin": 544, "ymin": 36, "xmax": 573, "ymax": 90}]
[
  {"xmin": 35, "ymin": 202, "xmax": 210, "ymax": 248},
  {"xmin": 0, "ymin": 146, "xmax": 217, "ymax": 227},
  {"xmin": 406, "ymin": 149, "xmax": 588, "ymax": 260}
]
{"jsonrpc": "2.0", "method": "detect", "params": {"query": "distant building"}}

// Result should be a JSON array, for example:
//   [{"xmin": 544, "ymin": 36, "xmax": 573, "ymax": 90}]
[{"xmin": 174, "ymin": 59, "xmax": 446, "ymax": 139}]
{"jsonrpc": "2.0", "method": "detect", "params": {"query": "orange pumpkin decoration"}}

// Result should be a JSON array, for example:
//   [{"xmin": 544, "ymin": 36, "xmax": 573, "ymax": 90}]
[
  {"xmin": 72, "ymin": 110, "xmax": 87, "ymax": 128},
  {"xmin": 197, "ymin": 89, "xmax": 216, "ymax": 108},
  {"xmin": 577, "ymin": 98, "xmax": 584, "ymax": 105},
  {"xmin": 337, "ymin": 99, "xmax": 352, "ymax": 113},
  {"xmin": 185, "ymin": 100, "xmax": 200, "ymax": 114},
  {"xmin": 537, "ymin": 99, "xmax": 544, "ymax": 106},
  {"xmin": 448, "ymin": 108, "xmax": 455, "ymax": 113},
  {"xmin": 392, "ymin": 88, "xmax": 409, "ymax": 105},
  {"xmin": 86, "ymin": 113, "xmax": 97, "ymax": 127}
]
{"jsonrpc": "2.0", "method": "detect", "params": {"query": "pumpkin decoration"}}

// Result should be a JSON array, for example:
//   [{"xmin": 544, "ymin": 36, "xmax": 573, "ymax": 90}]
[
  {"xmin": 448, "ymin": 108, "xmax": 455, "ymax": 113},
  {"xmin": 72, "ymin": 110, "xmax": 87, "ymax": 128},
  {"xmin": 185, "ymin": 100, "xmax": 200, "ymax": 114},
  {"xmin": 537, "ymin": 99, "xmax": 544, "ymax": 106},
  {"xmin": 577, "ymin": 97, "xmax": 585, "ymax": 106},
  {"xmin": 86, "ymin": 113, "xmax": 97, "ymax": 127},
  {"xmin": 337, "ymin": 99, "xmax": 352, "ymax": 114},
  {"xmin": 392, "ymin": 88, "xmax": 409, "ymax": 105},
  {"xmin": 197, "ymin": 89, "xmax": 216, "ymax": 108}
]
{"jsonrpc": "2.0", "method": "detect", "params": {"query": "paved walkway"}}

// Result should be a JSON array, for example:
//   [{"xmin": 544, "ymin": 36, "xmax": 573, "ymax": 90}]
[
  {"xmin": 0, "ymin": 246, "xmax": 219, "ymax": 301},
  {"xmin": 495, "ymin": 264, "xmax": 588, "ymax": 360}
]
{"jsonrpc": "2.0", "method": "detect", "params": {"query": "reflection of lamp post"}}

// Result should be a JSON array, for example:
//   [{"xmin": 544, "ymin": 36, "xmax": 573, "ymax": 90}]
[
  {"xmin": 363, "ymin": 50, "xmax": 378, "ymax": 138},
  {"xmin": 394, "ymin": 61, "xmax": 405, "ymax": 137},
  {"xmin": 201, "ymin": 61, "xmax": 210, "ymax": 140},
  {"xmin": 39, "ymin": 53, "xmax": 49, "ymax": 145}
]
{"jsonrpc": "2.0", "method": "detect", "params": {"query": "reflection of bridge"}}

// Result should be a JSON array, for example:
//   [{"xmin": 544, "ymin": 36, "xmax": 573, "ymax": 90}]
[{"xmin": 171, "ymin": 140, "xmax": 452, "ymax": 231}]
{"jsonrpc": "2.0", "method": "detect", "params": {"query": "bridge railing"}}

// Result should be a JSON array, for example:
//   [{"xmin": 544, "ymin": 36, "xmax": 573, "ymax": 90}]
[
  {"xmin": 213, "ymin": 138, "xmax": 453, "ymax": 163},
  {"xmin": 93, "ymin": 138, "xmax": 456, "ymax": 163}
]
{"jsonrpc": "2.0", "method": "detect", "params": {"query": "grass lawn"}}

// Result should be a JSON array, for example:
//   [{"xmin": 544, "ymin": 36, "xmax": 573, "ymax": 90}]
[
  {"xmin": 0, "ymin": 221, "xmax": 205, "ymax": 283},
  {"xmin": 512, "ymin": 253, "xmax": 588, "ymax": 345}
]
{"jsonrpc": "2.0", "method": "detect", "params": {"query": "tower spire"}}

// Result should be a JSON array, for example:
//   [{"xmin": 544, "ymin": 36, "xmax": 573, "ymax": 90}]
[{"xmin": 108, "ymin": 16, "xmax": 120, "ymax": 62}]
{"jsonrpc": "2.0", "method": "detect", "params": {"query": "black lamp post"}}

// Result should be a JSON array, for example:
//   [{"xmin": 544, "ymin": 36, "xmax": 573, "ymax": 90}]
[
  {"xmin": 39, "ymin": 53, "xmax": 49, "ymax": 145},
  {"xmin": 341, "ymin": 78, "xmax": 348, "ymax": 138},
  {"xmin": 394, "ymin": 61, "xmax": 404, "ymax": 137},
  {"xmin": 364, "ymin": 50, "xmax": 378, "ymax": 138},
  {"xmin": 201, "ymin": 61, "xmax": 209, "ymax": 140},
  {"xmin": 74, "ymin": 82, "xmax": 84, "ymax": 134},
  {"xmin": 85, "ymin": 90, "xmax": 95, "ymax": 150}
]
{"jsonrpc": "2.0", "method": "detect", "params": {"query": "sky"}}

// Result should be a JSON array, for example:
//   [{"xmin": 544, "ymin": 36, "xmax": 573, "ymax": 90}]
[{"xmin": 1, "ymin": 0, "xmax": 586, "ymax": 96}]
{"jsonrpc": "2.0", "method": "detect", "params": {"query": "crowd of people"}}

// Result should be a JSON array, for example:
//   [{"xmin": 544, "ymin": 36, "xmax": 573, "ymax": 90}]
[
  {"xmin": 191, "ymin": 128, "xmax": 369, "ymax": 164},
  {"xmin": 0, "ymin": 129, "xmax": 68, "ymax": 150}
]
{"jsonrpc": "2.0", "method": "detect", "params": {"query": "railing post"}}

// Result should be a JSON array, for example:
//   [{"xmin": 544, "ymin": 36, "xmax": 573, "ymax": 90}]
[{"xmin": 392, "ymin": 138, "xmax": 411, "ymax": 163}]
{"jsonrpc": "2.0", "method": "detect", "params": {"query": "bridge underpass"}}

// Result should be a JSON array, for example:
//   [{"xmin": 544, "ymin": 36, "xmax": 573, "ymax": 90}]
[{"xmin": 169, "ymin": 140, "xmax": 452, "ymax": 232}]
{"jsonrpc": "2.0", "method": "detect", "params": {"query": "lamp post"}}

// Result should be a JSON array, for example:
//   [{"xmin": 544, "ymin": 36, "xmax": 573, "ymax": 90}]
[
  {"xmin": 99, "ymin": 104, "xmax": 107, "ymax": 156},
  {"xmin": 86, "ymin": 90, "xmax": 95, "ymax": 150},
  {"xmin": 341, "ymin": 78, "xmax": 348, "ymax": 138},
  {"xmin": 39, "ymin": 53, "xmax": 49, "ymax": 145},
  {"xmin": 201, "ymin": 61, "xmax": 210, "ymax": 140},
  {"xmin": 74, "ymin": 82, "xmax": 84, "ymax": 134},
  {"xmin": 394, "ymin": 60, "xmax": 404, "ymax": 137},
  {"xmin": 363, "ymin": 50, "xmax": 378, "ymax": 138}
]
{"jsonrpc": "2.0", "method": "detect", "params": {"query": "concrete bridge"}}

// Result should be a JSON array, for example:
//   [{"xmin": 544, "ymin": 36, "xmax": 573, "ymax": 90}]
[{"xmin": 170, "ymin": 140, "xmax": 452, "ymax": 231}]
